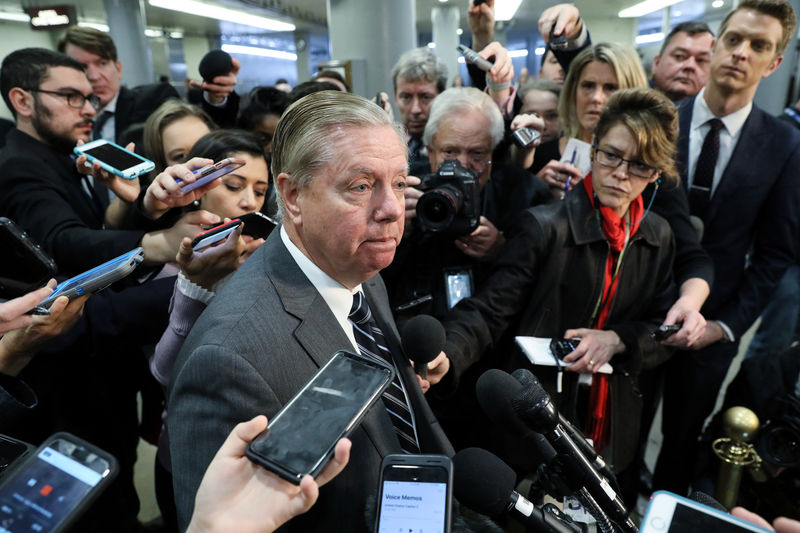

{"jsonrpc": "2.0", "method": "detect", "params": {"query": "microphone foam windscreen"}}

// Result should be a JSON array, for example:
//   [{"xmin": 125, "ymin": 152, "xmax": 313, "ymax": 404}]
[
  {"xmin": 690, "ymin": 490, "xmax": 728, "ymax": 512},
  {"xmin": 511, "ymin": 378, "xmax": 555, "ymax": 432},
  {"xmin": 511, "ymin": 367, "xmax": 541, "ymax": 389},
  {"xmin": 400, "ymin": 314, "xmax": 445, "ymax": 365},
  {"xmin": 476, "ymin": 369, "xmax": 523, "ymax": 429},
  {"xmin": 198, "ymin": 50, "xmax": 233, "ymax": 82},
  {"xmin": 453, "ymin": 447, "xmax": 516, "ymax": 516}
]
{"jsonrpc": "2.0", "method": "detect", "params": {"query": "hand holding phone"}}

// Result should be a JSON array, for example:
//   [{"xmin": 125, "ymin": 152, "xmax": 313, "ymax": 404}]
[
  {"xmin": 651, "ymin": 323, "xmax": 682, "ymax": 342},
  {"xmin": 641, "ymin": 491, "xmax": 772, "ymax": 532},
  {"xmin": 178, "ymin": 157, "xmax": 246, "ymax": 193},
  {"xmin": 191, "ymin": 219, "xmax": 243, "ymax": 251},
  {"xmin": 74, "ymin": 139, "xmax": 154, "ymax": 180},
  {"xmin": 142, "ymin": 157, "xmax": 217, "ymax": 219}
]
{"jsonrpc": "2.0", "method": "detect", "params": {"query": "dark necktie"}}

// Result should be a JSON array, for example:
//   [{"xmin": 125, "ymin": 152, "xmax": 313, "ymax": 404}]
[
  {"xmin": 91, "ymin": 110, "xmax": 113, "ymax": 140},
  {"xmin": 408, "ymin": 137, "xmax": 423, "ymax": 163},
  {"xmin": 349, "ymin": 291, "xmax": 421, "ymax": 454},
  {"xmin": 689, "ymin": 118, "xmax": 724, "ymax": 220}
]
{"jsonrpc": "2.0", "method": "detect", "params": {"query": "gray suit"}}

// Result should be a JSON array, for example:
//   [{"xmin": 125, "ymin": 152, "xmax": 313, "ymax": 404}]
[{"xmin": 168, "ymin": 230, "xmax": 453, "ymax": 532}]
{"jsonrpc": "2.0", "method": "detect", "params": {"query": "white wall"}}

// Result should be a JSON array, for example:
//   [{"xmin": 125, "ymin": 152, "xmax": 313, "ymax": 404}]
[
  {"xmin": 182, "ymin": 36, "xmax": 212, "ymax": 82},
  {"xmin": 0, "ymin": 21, "xmax": 58, "ymax": 121}
]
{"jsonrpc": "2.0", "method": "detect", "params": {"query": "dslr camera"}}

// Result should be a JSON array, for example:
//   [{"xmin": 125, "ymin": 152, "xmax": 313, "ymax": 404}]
[{"xmin": 416, "ymin": 160, "xmax": 480, "ymax": 237}]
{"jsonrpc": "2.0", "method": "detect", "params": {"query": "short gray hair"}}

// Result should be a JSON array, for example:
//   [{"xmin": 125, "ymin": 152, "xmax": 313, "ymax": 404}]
[
  {"xmin": 422, "ymin": 87, "xmax": 504, "ymax": 149},
  {"xmin": 519, "ymin": 78, "xmax": 561, "ymax": 101},
  {"xmin": 271, "ymin": 90, "xmax": 407, "ymax": 218},
  {"xmin": 391, "ymin": 47, "xmax": 448, "ymax": 93}
]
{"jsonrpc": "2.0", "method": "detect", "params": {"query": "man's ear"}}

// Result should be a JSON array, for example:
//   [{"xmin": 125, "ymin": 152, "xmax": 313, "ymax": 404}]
[
  {"xmin": 115, "ymin": 60, "xmax": 122, "ymax": 76},
  {"xmin": 276, "ymin": 172, "xmax": 302, "ymax": 224},
  {"xmin": 763, "ymin": 54, "xmax": 783, "ymax": 79},
  {"xmin": 8, "ymin": 87, "xmax": 33, "ymax": 118},
  {"xmin": 652, "ymin": 54, "xmax": 662, "ymax": 70}
]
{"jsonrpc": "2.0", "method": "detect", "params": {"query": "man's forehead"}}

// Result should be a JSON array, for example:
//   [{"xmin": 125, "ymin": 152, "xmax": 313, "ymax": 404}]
[
  {"xmin": 396, "ymin": 78, "xmax": 438, "ymax": 93},
  {"xmin": 41, "ymin": 66, "xmax": 92, "ymax": 91},
  {"xmin": 666, "ymin": 32, "xmax": 713, "ymax": 51},
  {"xmin": 724, "ymin": 9, "xmax": 783, "ymax": 40}
]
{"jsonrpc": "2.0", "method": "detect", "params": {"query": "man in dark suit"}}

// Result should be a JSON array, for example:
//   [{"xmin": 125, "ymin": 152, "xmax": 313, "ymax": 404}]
[
  {"xmin": 57, "ymin": 26, "xmax": 238, "ymax": 143},
  {"xmin": 653, "ymin": 0, "xmax": 800, "ymax": 495},
  {"xmin": 168, "ymin": 91, "xmax": 453, "ymax": 532}
]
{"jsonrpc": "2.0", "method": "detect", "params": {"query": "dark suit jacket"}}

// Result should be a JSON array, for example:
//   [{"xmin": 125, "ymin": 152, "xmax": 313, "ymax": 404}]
[
  {"xmin": 168, "ymin": 231, "xmax": 453, "ymax": 532},
  {"xmin": 0, "ymin": 129, "xmax": 145, "ymax": 275},
  {"xmin": 676, "ymin": 97, "xmax": 800, "ymax": 338}
]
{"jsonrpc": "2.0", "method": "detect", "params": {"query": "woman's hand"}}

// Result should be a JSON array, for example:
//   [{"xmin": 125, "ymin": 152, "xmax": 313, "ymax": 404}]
[
  {"xmin": 537, "ymin": 159, "xmax": 583, "ymax": 196},
  {"xmin": 561, "ymin": 328, "xmax": 626, "ymax": 374},
  {"xmin": 142, "ymin": 157, "xmax": 218, "ymax": 219},
  {"xmin": 74, "ymin": 140, "xmax": 141, "ymax": 203}
]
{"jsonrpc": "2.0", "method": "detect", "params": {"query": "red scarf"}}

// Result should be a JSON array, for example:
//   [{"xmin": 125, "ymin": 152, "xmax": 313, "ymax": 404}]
[{"xmin": 581, "ymin": 173, "xmax": 644, "ymax": 450}]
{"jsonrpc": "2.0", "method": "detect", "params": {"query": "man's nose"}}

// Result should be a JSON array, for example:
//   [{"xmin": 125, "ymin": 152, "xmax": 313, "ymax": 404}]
[
  {"xmin": 410, "ymin": 96, "xmax": 423, "ymax": 114},
  {"xmin": 375, "ymin": 182, "xmax": 403, "ymax": 220}
]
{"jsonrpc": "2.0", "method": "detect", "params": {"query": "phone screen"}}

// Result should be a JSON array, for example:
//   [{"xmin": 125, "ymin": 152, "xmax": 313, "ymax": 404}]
[
  {"xmin": 664, "ymin": 502, "xmax": 763, "ymax": 533},
  {"xmin": 377, "ymin": 465, "xmax": 449, "ymax": 533},
  {"xmin": 0, "ymin": 437, "xmax": 29, "ymax": 476},
  {"xmin": 82, "ymin": 143, "xmax": 145, "ymax": 171},
  {"xmin": 248, "ymin": 352, "xmax": 392, "ymax": 481},
  {"xmin": 0, "ymin": 440, "xmax": 110, "ymax": 532}
]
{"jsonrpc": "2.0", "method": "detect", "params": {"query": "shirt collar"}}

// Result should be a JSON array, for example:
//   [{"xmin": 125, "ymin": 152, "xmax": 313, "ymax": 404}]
[
  {"xmin": 692, "ymin": 86, "xmax": 752, "ymax": 136},
  {"xmin": 100, "ymin": 91, "xmax": 119, "ymax": 114},
  {"xmin": 279, "ymin": 225, "xmax": 360, "ymax": 321}
]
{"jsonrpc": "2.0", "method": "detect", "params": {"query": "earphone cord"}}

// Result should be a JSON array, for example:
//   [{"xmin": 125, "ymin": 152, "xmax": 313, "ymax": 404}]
[{"xmin": 629, "ymin": 180, "xmax": 660, "ymax": 228}]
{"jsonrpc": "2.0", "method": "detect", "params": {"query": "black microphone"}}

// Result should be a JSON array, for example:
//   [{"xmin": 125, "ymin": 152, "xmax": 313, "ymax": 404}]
[
  {"xmin": 511, "ymin": 368, "xmax": 618, "ymax": 487},
  {"xmin": 400, "ymin": 314, "xmax": 445, "ymax": 379},
  {"xmin": 475, "ymin": 369, "xmax": 557, "ymax": 466},
  {"xmin": 512, "ymin": 375, "xmax": 638, "ymax": 533},
  {"xmin": 198, "ymin": 50, "xmax": 234, "ymax": 83},
  {"xmin": 453, "ymin": 447, "xmax": 581, "ymax": 533}
]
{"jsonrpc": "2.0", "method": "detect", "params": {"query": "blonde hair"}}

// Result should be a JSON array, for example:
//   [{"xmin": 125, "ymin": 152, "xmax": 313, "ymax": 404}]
[
  {"xmin": 559, "ymin": 42, "xmax": 647, "ymax": 140},
  {"xmin": 594, "ymin": 88, "xmax": 679, "ymax": 185},
  {"xmin": 271, "ymin": 90, "xmax": 406, "ymax": 218},
  {"xmin": 143, "ymin": 99, "xmax": 216, "ymax": 174}
]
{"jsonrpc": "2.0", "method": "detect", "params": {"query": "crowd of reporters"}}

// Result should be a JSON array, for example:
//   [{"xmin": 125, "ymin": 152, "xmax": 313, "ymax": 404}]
[{"xmin": 1, "ymin": 0, "xmax": 800, "ymax": 531}]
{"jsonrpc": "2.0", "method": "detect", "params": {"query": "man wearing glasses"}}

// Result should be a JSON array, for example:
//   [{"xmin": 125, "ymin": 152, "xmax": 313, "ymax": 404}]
[{"xmin": 381, "ymin": 87, "xmax": 550, "ymax": 377}]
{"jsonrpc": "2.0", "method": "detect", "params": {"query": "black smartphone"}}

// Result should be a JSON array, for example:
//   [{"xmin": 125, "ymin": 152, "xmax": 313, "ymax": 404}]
[
  {"xmin": 0, "ymin": 218, "xmax": 57, "ymax": 299},
  {"xmin": 234, "ymin": 212, "xmax": 277, "ymax": 240},
  {"xmin": 191, "ymin": 220, "xmax": 243, "ymax": 251},
  {"xmin": 0, "ymin": 432, "xmax": 118, "ymax": 533},
  {"xmin": 550, "ymin": 337, "xmax": 579, "ymax": 360},
  {"xmin": 374, "ymin": 454, "xmax": 453, "ymax": 533},
  {"xmin": 0, "ymin": 434, "xmax": 34, "ymax": 480},
  {"xmin": 38, "ymin": 248, "xmax": 145, "ymax": 309},
  {"xmin": 651, "ymin": 324, "xmax": 682, "ymax": 341},
  {"xmin": 73, "ymin": 139, "xmax": 155, "ymax": 179},
  {"xmin": 549, "ymin": 22, "xmax": 569, "ymax": 49},
  {"xmin": 246, "ymin": 350, "xmax": 394, "ymax": 485}
]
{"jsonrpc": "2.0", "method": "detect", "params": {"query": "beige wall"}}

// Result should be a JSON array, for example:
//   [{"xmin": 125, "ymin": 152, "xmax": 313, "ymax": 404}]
[{"xmin": 0, "ymin": 21, "xmax": 58, "ymax": 121}]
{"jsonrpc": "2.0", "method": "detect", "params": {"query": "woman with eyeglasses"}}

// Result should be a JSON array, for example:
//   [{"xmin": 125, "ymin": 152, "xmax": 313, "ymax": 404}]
[{"xmin": 442, "ymin": 88, "xmax": 679, "ymax": 476}]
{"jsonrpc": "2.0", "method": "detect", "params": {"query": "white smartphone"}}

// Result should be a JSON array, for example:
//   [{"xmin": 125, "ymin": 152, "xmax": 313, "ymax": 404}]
[
  {"xmin": 178, "ymin": 157, "xmax": 245, "ymax": 193},
  {"xmin": 641, "ymin": 491, "xmax": 772, "ymax": 533},
  {"xmin": 73, "ymin": 139, "xmax": 155, "ymax": 180},
  {"xmin": 38, "ymin": 248, "xmax": 145, "ymax": 309}
]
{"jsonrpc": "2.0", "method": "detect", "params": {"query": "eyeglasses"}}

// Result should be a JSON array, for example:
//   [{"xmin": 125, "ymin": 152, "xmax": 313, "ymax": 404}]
[
  {"xmin": 439, "ymin": 148, "xmax": 492, "ymax": 171},
  {"xmin": 26, "ymin": 89, "xmax": 100, "ymax": 110},
  {"xmin": 593, "ymin": 147, "xmax": 658, "ymax": 179}
]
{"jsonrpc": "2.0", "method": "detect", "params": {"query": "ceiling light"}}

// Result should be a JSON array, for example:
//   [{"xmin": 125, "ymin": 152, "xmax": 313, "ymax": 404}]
[
  {"xmin": 456, "ymin": 28, "xmax": 463, "ymax": 35},
  {"xmin": 78, "ymin": 21, "xmax": 110, "ymax": 32},
  {"xmin": 635, "ymin": 32, "xmax": 665, "ymax": 44},
  {"xmin": 534, "ymin": 46, "xmax": 546, "ymax": 56},
  {"xmin": 427, "ymin": 42, "xmax": 436, "ymax": 48},
  {"xmin": 0, "ymin": 11, "xmax": 29, "ymax": 22},
  {"xmin": 495, "ymin": 0, "xmax": 523, "ymax": 21},
  {"xmin": 508, "ymin": 49, "xmax": 529, "ymax": 58},
  {"xmin": 149, "ymin": 0, "xmax": 295, "ymax": 32},
  {"xmin": 221, "ymin": 44, "xmax": 297, "ymax": 61},
  {"xmin": 712, "ymin": 0, "xmax": 724, "ymax": 7},
  {"xmin": 169, "ymin": 31, "xmax": 184, "ymax": 39},
  {"xmin": 619, "ymin": 0, "xmax": 682, "ymax": 18},
  {"xmin": 673, "ymin": 9, "xmax": 682, "ymax": 16},
  {"xmin": 144, "ymin": 28, "xmax": 163, "ymax": 37}
]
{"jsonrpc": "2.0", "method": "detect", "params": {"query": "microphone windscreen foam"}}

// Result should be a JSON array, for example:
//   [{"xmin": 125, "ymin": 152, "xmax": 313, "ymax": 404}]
[
  {"xmin": 512, "ymin": 377, "xmax": 556, "ymax": 432},
  {"xmin": 453, "ymin": 447, "xmax": 516, "ymax": 516},
  {"xmin": 511, "ymin": 367, "xmax": 541, "ymax": 389},
  {"xmin": 400, "ymin": 314, "xmax": 445, "ymax": 366},
  {"xmin": 199, "ymin": 50, "xmax": 233, "ymax": 82},
  {"xmin": 690, "ymin": 490, "xmax": 728, "ymax": 512}
]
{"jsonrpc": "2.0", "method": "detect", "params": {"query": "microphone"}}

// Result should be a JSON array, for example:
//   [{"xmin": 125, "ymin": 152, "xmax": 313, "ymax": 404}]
[
  {"xmin": 198, "ymin": 50, "xmax": 234, "ymax": 83},
  {"xmin": 475, "ymin": 369, "xmax": 557, "ymax": 466},
  {"xmin": 400, "ymin": 314, "xmax": 445, "ymax": 379},
  {"xmin": 511, "ymin": 368, "xmax": 618, "ymax": 487},
  {"xmin": 511, "ymin": 373, "xmax": 638, "ymax": 533},
  {"xmin": 453, "ymin": 447, "xmax": 581, "ymax": 533}
]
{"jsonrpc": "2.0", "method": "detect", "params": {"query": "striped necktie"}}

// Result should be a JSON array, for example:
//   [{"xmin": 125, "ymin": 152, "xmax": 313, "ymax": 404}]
[{"xmin": 349, "ymin": 291, "xmax": 421, "ymax": 454}]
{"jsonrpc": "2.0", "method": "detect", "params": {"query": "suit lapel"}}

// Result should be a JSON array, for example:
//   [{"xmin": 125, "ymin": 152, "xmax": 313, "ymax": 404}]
[
  {"xmin": 113, "ymin": 87, "xmax": 134, "ymax": 141},
  {"xmin": 677, "ymin": 97, "xmax": 693, "ymax": 188}
]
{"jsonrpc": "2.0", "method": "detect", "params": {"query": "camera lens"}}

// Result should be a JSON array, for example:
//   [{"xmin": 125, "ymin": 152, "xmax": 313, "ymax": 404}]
[
  {"xmin": 417, "ymin": 185, "xmax": 462, "ymax": 232},
  {"xmin": 758, "ymin": 425, "xmax": 800, "ymax": 467}
]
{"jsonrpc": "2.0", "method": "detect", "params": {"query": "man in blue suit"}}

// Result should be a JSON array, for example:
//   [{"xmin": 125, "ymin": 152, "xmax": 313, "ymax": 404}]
[{"xmin": 654, "ymin": 0, "xmax": 800, "ymax": 495}]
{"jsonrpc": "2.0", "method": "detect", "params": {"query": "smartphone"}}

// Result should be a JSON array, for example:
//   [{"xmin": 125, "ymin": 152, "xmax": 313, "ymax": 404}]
[
  {"xmin": 73, "ymin": 139, "xmax": 154, "ymax": 180},
  {"xmin": 456, "ymin": 44, "xmax": 493, "ymax": 72},
  {"xmin": 38, "ymin": 248, "xmax": 145, "ymax": 309},
  {"xmin": 375, "ymin": 454, "xmax": 453, "ymax": 533},
  {"xmin": 641, "ymin": 491, "xmax": 771, "ymax": 532},
  {"xmin": 511, "ymin": 127, "xmax": 541, "ymax": 148},
  {"xmin": 179, "ymin": 157, "xmax": 245, "ymax": 193},
  {"xmin": 234, "ymin": 212, "xmax": 277, "ymax": 240},
  {"xmin": 191, "ymin": 219, "xmax": 243, "ymax": 251},
  {"xmin": 0, "ymin": 432, "xmax": 118, "ymax": 533},
  {"xmin": 549, "ymin": 22, "xmax": 569, "ymax": 49},
  {"xmin": 651, "ymin": 324, "xmax": 682, "ymax": 341},
  {"xmin": 0, "ymin": 434, "xmax": 34, "ymax": 480},
  {"xmin": 246, "ymin": 350, "xmax": 394, "ymax": 485},
  {"xmin": 0, "ymin": 218, "xmax": 57, "ymax": 299}
]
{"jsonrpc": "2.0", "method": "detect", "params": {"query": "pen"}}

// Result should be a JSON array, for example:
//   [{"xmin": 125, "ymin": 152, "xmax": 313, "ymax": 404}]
[{"xmin": 564, "ymin": 149, "xmax": 576, "ymax": 193}]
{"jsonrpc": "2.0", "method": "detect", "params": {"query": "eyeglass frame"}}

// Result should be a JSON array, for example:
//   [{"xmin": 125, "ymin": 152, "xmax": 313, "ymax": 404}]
[
  {"xmin": 591, "ymin": 145, "xmax": 659, "ymax": 179},
  {"xmin": 24, "ymin": 88, "xmax": 101, "ymax": 110},
  {"xmin": 437, "ymin": 148, "xmax": 493, "ymax": 172}
]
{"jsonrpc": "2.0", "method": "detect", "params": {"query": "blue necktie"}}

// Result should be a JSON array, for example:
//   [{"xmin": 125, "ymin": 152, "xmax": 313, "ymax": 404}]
[{"xmin": 349, "ymin": 291, "xmax": 421, "ymax": 454}]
